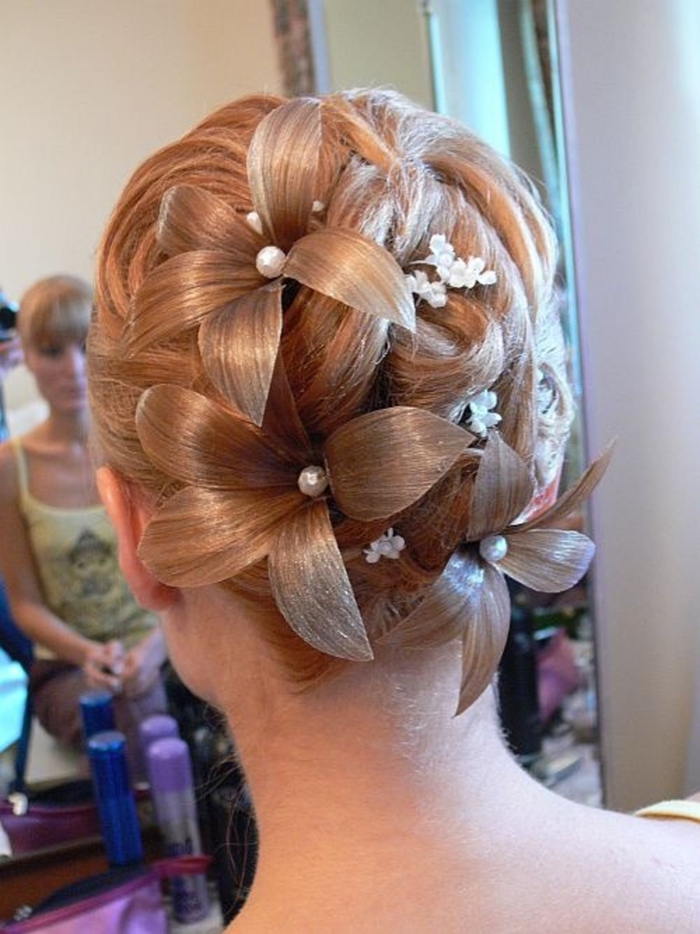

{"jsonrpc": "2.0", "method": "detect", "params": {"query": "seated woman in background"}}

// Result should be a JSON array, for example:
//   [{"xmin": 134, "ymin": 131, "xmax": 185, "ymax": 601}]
[
  {"xmin": 89, "ymin": 90, "xmax": 699, "ymax": 930},
  {"xmin": 0, "ymin": 275, "xmax": 168, "ymax": 774}
]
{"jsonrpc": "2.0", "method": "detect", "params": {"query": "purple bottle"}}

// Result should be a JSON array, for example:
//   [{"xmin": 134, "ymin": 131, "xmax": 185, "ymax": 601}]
[
  {"xmin": 139, "ymin": 714, "xmax": 180, "ymax": 767},
  {"xmin": 147, "ymin": 737, "xmax": 209, "ymax": 923}
]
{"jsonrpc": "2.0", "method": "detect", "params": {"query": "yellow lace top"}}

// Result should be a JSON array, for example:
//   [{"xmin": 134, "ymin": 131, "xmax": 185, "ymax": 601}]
[{"xmin": 12, "ymin": 438, "xmax": 157, "ymax": 659}]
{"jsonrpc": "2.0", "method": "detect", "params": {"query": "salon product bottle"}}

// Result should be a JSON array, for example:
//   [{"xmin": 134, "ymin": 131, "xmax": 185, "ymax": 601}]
[
  {"xmin": 79, "ymin": 689, "xmax": 115, "ymax": 741},
  {"xmin": 138, "ymin": 714, "xmax": 180, "ymax": 796},
  {"xmin": 139, "ymin": 713, "xmax": 180, "ymax": 767},
  {"xmin": 87, "ymin": 730, "xmax": 143, "ymax": 867},
  {"xmin": 147, "ymin": 737, "xmax": 209, "ymax": 923}
]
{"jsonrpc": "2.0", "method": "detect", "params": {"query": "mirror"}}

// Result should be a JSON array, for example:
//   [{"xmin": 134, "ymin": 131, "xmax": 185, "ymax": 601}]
[
  {"xmin": 425, "ymin": 0, "xmax": 602, "ymax": 805},
  {"xmin": 309, "ymin": 0, "xmax": 603, "ymax": 805},
  {"xmin": 0, "ymin": 0, "xmax": 602, "ymax": 868}
]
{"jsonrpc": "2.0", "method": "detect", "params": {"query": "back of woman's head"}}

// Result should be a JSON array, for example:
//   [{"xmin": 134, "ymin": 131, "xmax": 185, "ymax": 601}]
[
  {"xmin": 20, "ymin": 274, "xmax": 92, "ymax": 349},
  {"xmin": 89, "ymin": 89, "xmax": 601, "ymax": 712}
]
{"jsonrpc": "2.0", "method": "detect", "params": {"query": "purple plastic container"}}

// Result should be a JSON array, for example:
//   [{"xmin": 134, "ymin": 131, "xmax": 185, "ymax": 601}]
[{"xmin": 147, "ymin": 737, "xmax": 209, "ymax": 923}]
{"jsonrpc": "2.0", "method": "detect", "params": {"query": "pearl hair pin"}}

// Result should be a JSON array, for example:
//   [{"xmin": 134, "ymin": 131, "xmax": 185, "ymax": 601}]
[
  {"xmin": 256, "ymin": 245, "xmax": 287, "ymax": 279},
  {"xmin": 246, "ymin": 211, "xmax": 264, "ymax": 236},
  {"xmin": 479, "ymin": 534, "xmax": 508, "ymax": 563},
  {"xmin": 297, "ymin": 466, "xmax": 329, "ymax": 498}
]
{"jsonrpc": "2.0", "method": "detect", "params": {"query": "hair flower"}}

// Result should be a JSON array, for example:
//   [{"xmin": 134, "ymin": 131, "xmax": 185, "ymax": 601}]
[
  {"xmin": 407, "ymin": 233, "xmax": 497, "ymax": 309},
  {"xmin": 138, "ymin": 98, "xmax": 417, "ymax": 430},
  {"xmin": 464, "ymin": 389, "xmax": 501, "ymax": 437},
  {"xmin": 364, "ymin": 528, "xmax": 406, "ymax": 563},
  {"xmin": 381, "ymin": 433, "xmax": 611, "ymax": 713},
  {"xmin": 136, "ymin": 379, "xmax": 475, "ymax": 665}
]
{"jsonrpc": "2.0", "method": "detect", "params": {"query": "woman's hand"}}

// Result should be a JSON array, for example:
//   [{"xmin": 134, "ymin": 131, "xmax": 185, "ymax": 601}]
[
  {"xmin": 121, "ymin": 630, "xmax": 166, "ymax": 699},
  {"xmin": 82, "ymin": 639, "xmax": 125, "ymax": 693}
]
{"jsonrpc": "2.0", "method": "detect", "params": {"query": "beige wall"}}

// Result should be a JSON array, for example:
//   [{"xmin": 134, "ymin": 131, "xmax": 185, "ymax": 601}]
[{"xmin": 1, "ymin": 0, "xmax": 280, "ymax": 410}]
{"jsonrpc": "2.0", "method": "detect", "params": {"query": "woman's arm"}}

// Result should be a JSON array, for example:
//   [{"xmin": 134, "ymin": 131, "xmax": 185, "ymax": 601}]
[{"xmin": 0, "ymin": 441, "xmax": 122, "ymax": 691}]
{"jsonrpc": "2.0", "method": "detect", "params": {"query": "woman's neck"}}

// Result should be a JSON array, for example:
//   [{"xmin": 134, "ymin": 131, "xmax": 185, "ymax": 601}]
[
  {"xmin": 219, "ymin": 645, "xmax": 552, "ymax": 930},
  {"xmin": 40, "ymin": 408, "xmax": 89, "ymax": 445}
]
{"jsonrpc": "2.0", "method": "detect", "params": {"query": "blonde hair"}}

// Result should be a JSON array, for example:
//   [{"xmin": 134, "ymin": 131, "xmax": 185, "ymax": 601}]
[
  {"xmin": 20, "ymin": 275, "xmax": 92, "ymax": 349},
  {"xmin": 89, "ymin": 89, "xmax": 575, "ymax": 706}
]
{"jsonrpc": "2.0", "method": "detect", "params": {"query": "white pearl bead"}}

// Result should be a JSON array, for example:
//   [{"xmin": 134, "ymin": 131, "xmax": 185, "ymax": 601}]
[
  {"xmin": 479, "ymin": 534, "xmax": 508, "ymax": 563},
  {"xmin": 297, "ymin": 465, "xmax": 329, "ymax": 498},
  {"xmin": 246, "ymin": 211, "xmax": 263, "ymax": 235},
  {"xmin": 255, "ymin": 245, "xmax": 286, "ymax": 279}
]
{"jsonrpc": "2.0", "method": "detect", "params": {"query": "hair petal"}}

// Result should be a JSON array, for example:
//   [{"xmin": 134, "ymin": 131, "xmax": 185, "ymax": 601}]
[
  {"xmin": 261, "ymin": 350, "xmax": 314, "ymax": 462},
  {"xmin": 138, "ymin": 486, "xmax": 301, "ymax": 587},
  {"xmin": 198, "ymin": 281, "xmax": 283, "ymax": 426},
  {"xmin": 157, "ymin": 185, "xmax": 260, "ymax": 258},
  {"xmin": 136, "ymin": 385, "xmax": 292, "ymax": 488},
  {"xmin": 499, "ymin": 528, "xmax": 595, "ymax": 592},
  {"xmin": 379, "ymin": 551, "xmax": 483, "ymax": 648},
  {"xmin": 457, "ymin": 562, "xmax": 510, "ymax": 714},
  {"xmin": 269, "ymin": 501, "xmax": 373, "ymax": 661},
  {"xmin": 326, "ymin": 407, "xmax": 474, "ymax": 521},
  {"xmin": 286, "ymin": 228, "xmax": 415, "ymax": 331},
  {"xmin": 515, "ymin": 443, "xmax": 614, "ymax": 533},
  {"xmin": 467, "ymin": 432, "xmax": 534, "ymax": 541},
  {"xmin": 127, "ymin": 252, "xmax": 262, "ymax": 354},
  {"xmin": 247, "ymin": 98, "xmax": 321, "ymax": 250}
]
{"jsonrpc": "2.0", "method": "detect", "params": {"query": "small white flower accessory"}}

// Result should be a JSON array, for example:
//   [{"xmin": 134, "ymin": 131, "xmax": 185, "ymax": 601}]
[
  {"xmin": 447, "ymin": 256, "xmax": 497, "ymax": 289},
  {"xmin": 404, "ymin": 269, "xmax": 447, "ymax": 309},
  {"xmin": 464, "ymin": 389, "xmax": 502, "ymax": 437},
  {"xmin": 425, "ymin": 234, "xmax": 456, "ymax": 280},
  {"xmin": 406, "ymin": 234, "xmax": 497, "ymax": 308},
  {"xmin": 364, "ymin": 528, "xmax": 406, "ymax": 564}
]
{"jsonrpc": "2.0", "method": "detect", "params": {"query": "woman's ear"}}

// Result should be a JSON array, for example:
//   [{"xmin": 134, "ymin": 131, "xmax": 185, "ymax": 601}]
[{"xmin": 96, "ymin": 466, "xmax": 178, "ymax": 612}]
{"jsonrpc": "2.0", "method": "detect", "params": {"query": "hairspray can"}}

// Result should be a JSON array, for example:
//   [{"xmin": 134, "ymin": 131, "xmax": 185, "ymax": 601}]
[
  {"xmin": 87, "ymin": 730, "xmax": 143, "ymax": 867},
  {"xmin": 79, "ymin": 689, "xmax": 115, "ymax": 741},
  {"xmin": 147, "ymin": 737, "xmax": 209, "ymax": 923},
  {"xmin": 139, "ymin": 713, "xmax": 180, "ymax": 767}
]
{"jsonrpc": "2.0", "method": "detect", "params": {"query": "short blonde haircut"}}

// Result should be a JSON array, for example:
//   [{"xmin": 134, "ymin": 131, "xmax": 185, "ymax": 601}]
[
  {"xmin": 89, "ymin": 90, "xmax": 574, "ymax": 702},
  {"xmin": 20, "ymin": 275, "xmax": 92, "ymax": 349}
]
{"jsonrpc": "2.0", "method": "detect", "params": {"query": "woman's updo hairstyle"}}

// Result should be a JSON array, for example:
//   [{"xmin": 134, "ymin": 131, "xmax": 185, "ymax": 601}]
[{"xmin": 89, "ymin": 89, "xmax": 605, "ymax": 712}]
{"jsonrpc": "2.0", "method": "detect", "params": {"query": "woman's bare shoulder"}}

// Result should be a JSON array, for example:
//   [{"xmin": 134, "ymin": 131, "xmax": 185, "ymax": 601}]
[
  {"xmin": 552, "ymin": 802, "xmax": 700, "ymax": 931},
  {"xmin": 485, "ymin": 796, "xmax": 700, "ymax": 932}
]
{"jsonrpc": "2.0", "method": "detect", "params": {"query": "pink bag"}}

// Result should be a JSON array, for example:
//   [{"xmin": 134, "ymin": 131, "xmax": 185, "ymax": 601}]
[
  {"xmin": 0, "ymin": 782, "xmax": 151, "ymax": 856},
  {"xmin": 537, "ymin": 628, "xmax": 583, "ymax": 722},
  {"xmin": 0, "ymin": 857, "xmax": 210, "ymax": 933},
  {"xmin": 0, "ymin": 783, "xmax": 101, "ymax": 856}
]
